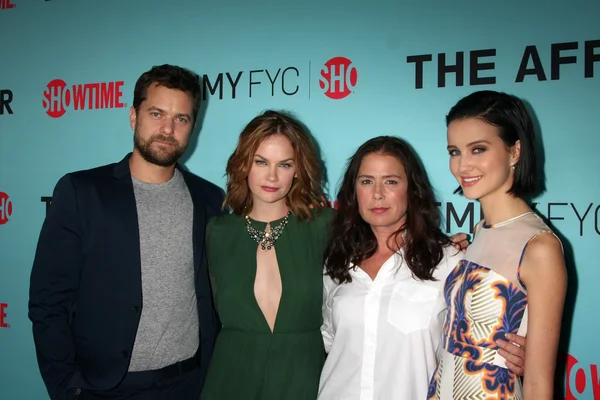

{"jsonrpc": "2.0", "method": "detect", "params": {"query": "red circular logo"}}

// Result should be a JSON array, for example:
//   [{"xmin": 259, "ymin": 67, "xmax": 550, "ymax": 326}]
[
  {"xmin": 42, "ymin": 79, "xmax": 70, "ymax": 118},
  {"xmin": 0, "ymin": 192, "xmax": 12, "ymax": 225},
  {"xmin": 563, "ymin": 353, "xmax": 599, "ymax": 399},
  {"xmin": 319, "ymin": 57, "xmax": 358, "ymax": 100}
]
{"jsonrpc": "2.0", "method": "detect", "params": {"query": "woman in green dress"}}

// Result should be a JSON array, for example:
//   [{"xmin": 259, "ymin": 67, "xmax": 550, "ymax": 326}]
[{"xmin": 200, "ymin": 110, "xmax": 334, "ymax": 400}]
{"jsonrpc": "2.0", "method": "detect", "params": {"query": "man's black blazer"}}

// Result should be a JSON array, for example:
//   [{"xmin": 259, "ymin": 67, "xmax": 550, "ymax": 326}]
[{"xmin": 28, "ymin": 154, "xmax": 224, "ymax": 400}]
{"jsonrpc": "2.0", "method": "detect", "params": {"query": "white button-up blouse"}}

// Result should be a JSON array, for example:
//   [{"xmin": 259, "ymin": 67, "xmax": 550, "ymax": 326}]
[{"xmin": 318, "ymin": 246, "xmax": 463, "ymax": 400}]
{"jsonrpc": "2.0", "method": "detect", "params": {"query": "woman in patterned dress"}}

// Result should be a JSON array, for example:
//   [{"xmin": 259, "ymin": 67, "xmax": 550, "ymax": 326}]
[{"xmin": 428, "ymin": 90, "xmax": 567, "ymax": 399}]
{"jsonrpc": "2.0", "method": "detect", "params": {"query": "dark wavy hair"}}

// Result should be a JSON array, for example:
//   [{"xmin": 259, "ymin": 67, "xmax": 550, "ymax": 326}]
[
  {"xmin": 325, "ymin": 136, "xmax": 452, "ymax": 284},
  {"xmin": 223, "ymin": 110, "xmax": 326, "ymax": 220}
]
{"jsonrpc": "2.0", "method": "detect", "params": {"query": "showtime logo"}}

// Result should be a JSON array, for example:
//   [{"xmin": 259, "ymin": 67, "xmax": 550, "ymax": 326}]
[
  {"xmin": 0, "ymin": 192, "xmax": 12, "ymax": 225},
  {"xmin": 43, "ymin": 79, "xmax": 126, "ymax": 118},
  {"xmin": 319, "ymin": 56, "xmax": 358, "ymax": 99},
  {"xmin": 0, "ymin": 0, "xmax": 15, "ymax": 10},
  {"xmin": 0, "ymin": 303, "xmax": 8, "ymax": 328},
  {"xmin": 564, "ymin": 353, "xmax": 599, "ymax": 399}
]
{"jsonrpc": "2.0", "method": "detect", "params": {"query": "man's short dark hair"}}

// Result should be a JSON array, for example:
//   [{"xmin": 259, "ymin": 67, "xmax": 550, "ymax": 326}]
[{"xmin": 133, "ymin": 64, "xmax": 201, "ymax": 122}]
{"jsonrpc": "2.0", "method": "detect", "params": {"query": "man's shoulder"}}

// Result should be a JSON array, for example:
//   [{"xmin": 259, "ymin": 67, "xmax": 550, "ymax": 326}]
[
  {"xmin": 179, "ymin": 169, "xmax": 225, "ymax": 213},
  {"xmin": 58, "ymin": 161, "xmax": 120, "ymax": 189},
  {"xmin": 180, "ymin": 170, "xmax": 222, "ymax": 195},
  {"xmin": 69, "ymin": 162, "xmax": 117, "ymax": 179}
]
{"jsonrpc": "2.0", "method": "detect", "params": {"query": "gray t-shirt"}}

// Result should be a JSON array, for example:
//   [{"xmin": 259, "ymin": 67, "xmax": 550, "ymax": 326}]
[{"xmin": 128, "ymin": 169, "xmax": 199, "ymax": 371}]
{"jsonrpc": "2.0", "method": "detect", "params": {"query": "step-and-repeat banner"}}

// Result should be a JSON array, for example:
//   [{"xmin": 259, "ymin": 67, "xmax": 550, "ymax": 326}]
[{"xmin": 1, "ymin": 0, "xmax": 598, "ymax": 398}]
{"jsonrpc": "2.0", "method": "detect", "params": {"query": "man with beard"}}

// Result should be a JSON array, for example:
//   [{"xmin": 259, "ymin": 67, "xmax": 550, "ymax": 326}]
[{"xmin": 28, "ymin": 65, "xmax": 224, "ymax": 400}]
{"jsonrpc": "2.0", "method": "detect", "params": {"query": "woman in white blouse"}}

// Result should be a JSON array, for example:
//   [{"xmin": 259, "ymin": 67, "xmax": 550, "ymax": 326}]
[{"xmin": 318, "ymin": 136, "xmax": 527, "ymax": 400}]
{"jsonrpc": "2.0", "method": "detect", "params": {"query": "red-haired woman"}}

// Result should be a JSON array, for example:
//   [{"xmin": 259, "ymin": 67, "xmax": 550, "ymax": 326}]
[{"xmin": 199, "ymin": 110, "xmax": 334, "ymax": 400}]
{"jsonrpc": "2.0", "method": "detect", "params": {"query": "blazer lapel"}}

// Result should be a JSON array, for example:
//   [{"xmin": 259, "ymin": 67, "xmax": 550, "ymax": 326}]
[
  {"xmin": 110, "ymin": 154, "xmax": 142, "ymax": 289},
  {"xmin": 181, "ymin": 169, "xmax": 206, "ymax": 278}
]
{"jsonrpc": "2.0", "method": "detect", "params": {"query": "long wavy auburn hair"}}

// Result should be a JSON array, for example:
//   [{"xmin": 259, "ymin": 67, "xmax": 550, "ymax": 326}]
[
  {"xmin": 325, "ymin": 136, "xmax": 453, "ymax": 284},
  {"xmin": 223, "ymin": 110, "xmax": 326, "ymax": 220}
]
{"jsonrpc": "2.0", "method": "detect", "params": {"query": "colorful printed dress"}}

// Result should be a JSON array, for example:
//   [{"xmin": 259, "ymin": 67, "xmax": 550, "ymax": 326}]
[{"xmin": 428, "ymin": 212, "xmax": 557, "ymax": 400}]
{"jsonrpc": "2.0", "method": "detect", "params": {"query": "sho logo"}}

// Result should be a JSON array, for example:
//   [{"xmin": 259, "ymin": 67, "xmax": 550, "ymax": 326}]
[
  {"xmin": 0, "ymin": 192, "xmax": 13, "ymax": 225},
  {"xmin": 0, "ymin": 0, "xmax": 15, "ymax": 10},
  {"xmin": 319, "ymin": 57, "xmax": 358, "ymax": 99},
  {"xmin": 564, "ymin": 353, "xmax": 599, "ymax": 399}
]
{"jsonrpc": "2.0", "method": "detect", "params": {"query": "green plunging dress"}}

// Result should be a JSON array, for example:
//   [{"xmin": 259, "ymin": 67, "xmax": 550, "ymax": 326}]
[{"xmin": 200, "ymin": 207, "xmax": 335, "ymax": 400}]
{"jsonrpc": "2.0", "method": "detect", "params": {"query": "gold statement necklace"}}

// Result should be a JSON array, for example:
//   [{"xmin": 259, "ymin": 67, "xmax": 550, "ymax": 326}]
[{"xmin": 245, "ymin": 212, "xmax": 291, "ymax": 250}]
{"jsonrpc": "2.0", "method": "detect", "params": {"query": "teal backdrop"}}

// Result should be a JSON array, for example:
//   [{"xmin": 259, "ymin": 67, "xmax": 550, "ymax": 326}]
[{"xmin": 0, "ymin": 0, "xmax": 598, "ymax": 398}]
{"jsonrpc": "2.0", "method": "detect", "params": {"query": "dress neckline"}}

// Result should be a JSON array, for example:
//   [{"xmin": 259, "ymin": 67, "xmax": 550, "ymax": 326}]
[
  {"xmin": 482, "ymin": 211, "xmax": 534, "ymax": 229},
  {"xmin": 245, "ymin": 211, "xmax": 292, "ymax": 225}
]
